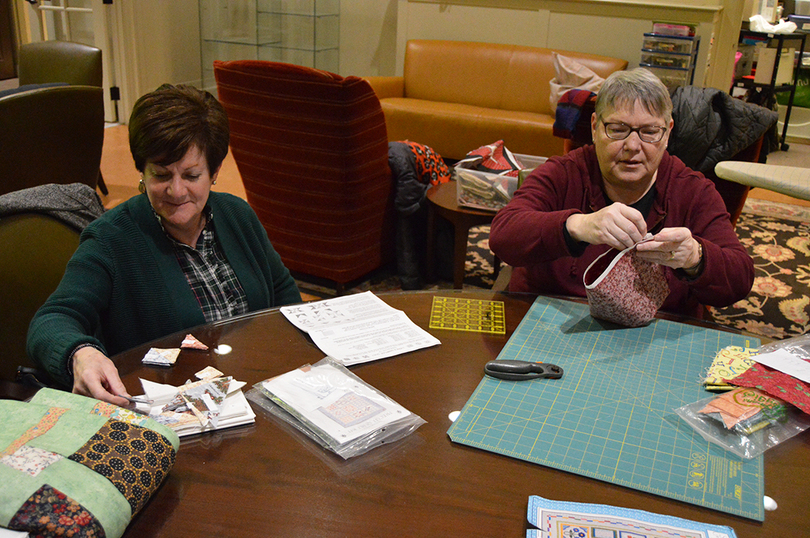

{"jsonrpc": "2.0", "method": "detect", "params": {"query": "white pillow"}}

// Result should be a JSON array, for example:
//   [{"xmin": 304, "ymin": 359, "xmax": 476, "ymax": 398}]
[{"xmin": 549, "ymin": 52, "xmax": 605, "ymax": 113}]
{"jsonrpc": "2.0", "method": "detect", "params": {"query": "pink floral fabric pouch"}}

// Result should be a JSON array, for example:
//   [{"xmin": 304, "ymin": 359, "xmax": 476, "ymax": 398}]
[{"xmin": 583, "ymin": 237, "xmax": 669, "ymax": 327}]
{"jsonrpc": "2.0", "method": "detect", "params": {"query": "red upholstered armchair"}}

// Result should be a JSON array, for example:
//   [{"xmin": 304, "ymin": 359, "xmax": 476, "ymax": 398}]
[{"xmin": 214, "ymin": 60, "xmax": 395, "ymax": 292}]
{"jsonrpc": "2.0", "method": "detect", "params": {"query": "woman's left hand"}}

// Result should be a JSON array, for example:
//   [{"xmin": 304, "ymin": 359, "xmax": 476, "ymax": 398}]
[{"xmin": 635, "ymin": 227, "xmax": 702, "ymax": 272}]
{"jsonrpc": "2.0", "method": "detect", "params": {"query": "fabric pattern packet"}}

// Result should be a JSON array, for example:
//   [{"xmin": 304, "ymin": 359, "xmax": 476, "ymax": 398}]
[
  {"xmin": 723, "ymin": 360, "xmax": 810, "ymax": 415},
  {"xmin": 583, "ymin": 241, "xmax": 669, "ymax": 327}
]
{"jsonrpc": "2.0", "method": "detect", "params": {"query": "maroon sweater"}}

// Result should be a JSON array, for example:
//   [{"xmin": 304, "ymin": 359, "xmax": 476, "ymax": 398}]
[{"xmin": 489, "ymin": 145, "xmax": 753, "ymax": 318}]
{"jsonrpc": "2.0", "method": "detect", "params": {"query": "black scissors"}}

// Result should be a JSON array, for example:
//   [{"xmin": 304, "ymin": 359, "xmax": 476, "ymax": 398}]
[{"xmin": 484, "ymin": 360, "xmax": 564, "ymax": 381}]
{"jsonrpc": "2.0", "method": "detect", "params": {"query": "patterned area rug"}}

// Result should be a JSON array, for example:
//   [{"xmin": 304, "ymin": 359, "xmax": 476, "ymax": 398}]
[
  {"xmin": 300, "ymin": 199, "xmax": 810, "ymax": 340},
  {"xmin": 709, "ymin": 199, "xmax": 810, "ymax": 339}
]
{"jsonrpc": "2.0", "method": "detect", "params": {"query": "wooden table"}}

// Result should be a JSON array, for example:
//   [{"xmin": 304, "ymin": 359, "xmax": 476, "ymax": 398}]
[
  {"xmin": 426, "ymin": 181, "xmax": 499, "ymax": 288},
  {"xmin": 72, "ymin": 291, "xmax": 810, "ymax": 536}
]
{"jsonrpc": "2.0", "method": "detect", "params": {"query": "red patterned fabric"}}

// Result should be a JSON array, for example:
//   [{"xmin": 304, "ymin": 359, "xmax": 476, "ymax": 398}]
[
  {"xmin": 584, "ymin": 246, "xmax": 669, "ymax": 327},
  {"xmin": 9, "ymin": 484, "xmax": 105, "ymax": 538},
  {"xmin": 463, "ymin": 140, "xmax": 524, "ymax": 177},
  {"xmin": 724, "ymin": 360, "xmax": 810, "ymax": 415},
  {"xmin": 401, "ymin": 141, "xmax": 450, "ymax": 186},
  {"xmin": 214, "ymin": 60, "xmax": 395, "ymax": 286}
]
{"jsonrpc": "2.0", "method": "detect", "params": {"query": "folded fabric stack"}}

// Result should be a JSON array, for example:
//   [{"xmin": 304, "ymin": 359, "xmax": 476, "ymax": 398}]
[
  {"xmin": 0, "ymin": 389, "xmax": 179, "ymax": 538},
  {"xmin": 139, "ymin": 368, "xmax": 255, "ymax": 437}
]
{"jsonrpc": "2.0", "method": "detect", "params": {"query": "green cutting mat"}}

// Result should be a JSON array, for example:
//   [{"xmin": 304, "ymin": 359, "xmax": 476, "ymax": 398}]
[{"xmin": 448, "ymin": 296, "xmax": 764, "ymax": 521}]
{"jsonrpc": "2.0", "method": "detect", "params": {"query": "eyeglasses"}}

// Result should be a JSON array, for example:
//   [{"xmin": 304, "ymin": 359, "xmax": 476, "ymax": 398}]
[{"xmin": 602, "ymin": 122, "xmax": 668, "ymax": 143}]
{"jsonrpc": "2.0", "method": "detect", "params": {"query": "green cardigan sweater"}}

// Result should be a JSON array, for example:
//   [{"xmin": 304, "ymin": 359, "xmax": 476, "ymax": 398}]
[{"xmin": 27, "ymin": 192, "xmax": 301, "ymax": 387}]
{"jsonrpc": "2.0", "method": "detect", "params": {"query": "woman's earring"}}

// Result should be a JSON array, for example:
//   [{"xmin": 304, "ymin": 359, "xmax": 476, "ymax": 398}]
[{"xmin": 138, "ymin": 179, "xmax": 145, "ymax": 194}]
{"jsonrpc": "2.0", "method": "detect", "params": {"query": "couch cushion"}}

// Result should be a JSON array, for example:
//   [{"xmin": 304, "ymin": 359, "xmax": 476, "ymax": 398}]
[
  {"xmin": 381, "ymin": 98, "xmax": 562, "ymax": 160},
  {"xmin": 403, "ymin": 40, "xmax": 627, "ymax": 116}
]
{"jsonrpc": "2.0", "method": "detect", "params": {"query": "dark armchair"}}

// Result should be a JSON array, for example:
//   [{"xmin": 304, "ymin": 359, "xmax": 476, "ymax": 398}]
[
  {"xmin": 0, "ymin": 85, "xmax": 105, "ymax": 196},
  {"xmin": 17, "ymin": 40, "xmax": 109, "ymax": 195},
  {"xmin": 0, "ymin": 213, "xmax": 80, "ymax": 382},
  {"xmin": 0, "ymin": 182, "xmax": 104, "ymax": 384},
  {"xmin": 214, "ymin": 60, "xmax": 395, "ymax": 292},
  {"xmin": 18, "ymin": 40, "xmax": 103, "ymax": 87}
]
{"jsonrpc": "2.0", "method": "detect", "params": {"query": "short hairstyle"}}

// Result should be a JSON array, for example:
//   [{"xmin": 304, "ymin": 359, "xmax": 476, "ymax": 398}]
[
  {"xmin": 594, "ymin": 68, "xmax": 673, "ymax": 123},
  {"xmin": 128, "ymin": 84, "xmax": 230, "ymax": 174}
]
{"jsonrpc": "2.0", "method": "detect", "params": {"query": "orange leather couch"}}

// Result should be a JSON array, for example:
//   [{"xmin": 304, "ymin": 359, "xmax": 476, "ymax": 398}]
[{"xmin": 365, "ymin": 40, "xmax": 628, "ymax": 160}]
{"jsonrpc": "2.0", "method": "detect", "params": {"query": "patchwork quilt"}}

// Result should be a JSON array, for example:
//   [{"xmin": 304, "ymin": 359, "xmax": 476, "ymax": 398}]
[{"xmin": 1, "ymin": 388, "xmax": 180, "ymax": 538}]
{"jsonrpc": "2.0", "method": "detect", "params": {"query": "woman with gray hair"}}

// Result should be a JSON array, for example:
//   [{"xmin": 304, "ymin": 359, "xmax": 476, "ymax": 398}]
[{"xmin": 490, "ymin": 68, "xmax": 753, "ymax": 318}]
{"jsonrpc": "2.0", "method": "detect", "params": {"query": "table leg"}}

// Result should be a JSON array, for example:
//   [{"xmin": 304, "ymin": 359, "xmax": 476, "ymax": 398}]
[
  {"xmin": 453, "ymin": 224, "xmax": 469, "ymax": 289},
  {"xmin": 426, "ymin": 204, "xmax": 437, "ymax": 283}
]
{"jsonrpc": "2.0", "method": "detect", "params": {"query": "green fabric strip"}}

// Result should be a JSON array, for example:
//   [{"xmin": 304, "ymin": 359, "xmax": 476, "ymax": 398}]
[
  {"xmin": 1, "ymin": 390, "xmax": 180, "ymax": 537},
  {"xmin": 30, "ymin": 388, "xmax": 180, "ymax": 451}
]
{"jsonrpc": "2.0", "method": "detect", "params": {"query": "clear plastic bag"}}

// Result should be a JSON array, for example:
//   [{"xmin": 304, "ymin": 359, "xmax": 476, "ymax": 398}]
[
  {"xmin": 247, "ymin": 357, "xmax": 425, "ymax": 459},
  {"xmin": 675, "ymin": 387, "xmax": 810, "ymax": 459},
  {"xmin": 759, "ymin": 332, "xmax": 810, "ymax": 359}
]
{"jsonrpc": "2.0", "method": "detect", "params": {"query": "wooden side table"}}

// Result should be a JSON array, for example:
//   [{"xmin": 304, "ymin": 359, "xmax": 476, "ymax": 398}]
[{"xmin": 426, "ymin": 181, "xmax": 500, "ymax": 288}]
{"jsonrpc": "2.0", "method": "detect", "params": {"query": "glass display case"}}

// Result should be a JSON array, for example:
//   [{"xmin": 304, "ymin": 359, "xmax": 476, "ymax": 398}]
[{"xmin": 200, "ymin": 0, "xmax": 339, "ymax": 91}]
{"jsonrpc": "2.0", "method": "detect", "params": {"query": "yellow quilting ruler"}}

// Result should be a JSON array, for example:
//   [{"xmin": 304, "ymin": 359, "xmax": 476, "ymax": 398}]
[{"xmin": 429, "ymin": 296, "xmax": 505, "ymax": 334}]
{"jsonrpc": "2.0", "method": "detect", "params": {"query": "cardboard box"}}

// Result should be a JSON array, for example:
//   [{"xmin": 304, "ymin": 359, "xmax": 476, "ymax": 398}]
[
  {"xmin": 455, "ymin": 154, "xmax": 547, "ymax": 212},
  {"xmin": 755, "ymin": 47, "xmax": 795, "ymax": 85}
]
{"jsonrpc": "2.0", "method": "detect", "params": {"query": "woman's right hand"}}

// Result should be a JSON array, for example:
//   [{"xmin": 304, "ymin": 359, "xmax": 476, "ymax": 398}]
[
  {"xmin": 71, "ymin": 346, "xmax": 132, "ymax": 406},
  {"xmin": 565, "ymin": 203, "xmax": 647, "ymax": 250}
]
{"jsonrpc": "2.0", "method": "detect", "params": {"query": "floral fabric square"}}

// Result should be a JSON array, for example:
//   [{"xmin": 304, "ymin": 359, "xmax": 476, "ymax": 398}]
[
  {"xmin": 0, "ymin": 445, "xmax": 62, "ymax": 477},
  {"xmin": 8, "ymin": 484, "xmax": 105, "ymax": 538},
  {"xmin": 724, "ymin": 361, "xmax": 810, "ymax": 414},
  {"xmin": 91, "ymin": 402, "xmax": 152, "ymax": 428},
  {"xmin": 584, "ymin": 244, "xmax": 669, "ymax": 328},
  {"xmin": 68, "ymin": 420, "xmax": 176, "ymax": 515}
]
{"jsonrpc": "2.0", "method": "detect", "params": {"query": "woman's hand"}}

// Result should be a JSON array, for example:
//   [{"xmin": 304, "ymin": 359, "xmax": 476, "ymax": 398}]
[
  {"xmin": 72, "ymin": 346, "xmax": 132, "ymax": 406},
  {"xmin": 566, "ymin": 203, "xmax": 647, "ymax": 250},
  {"xmin": 635, "ymin": 227, "xmax": 702, "ymax": 274}
]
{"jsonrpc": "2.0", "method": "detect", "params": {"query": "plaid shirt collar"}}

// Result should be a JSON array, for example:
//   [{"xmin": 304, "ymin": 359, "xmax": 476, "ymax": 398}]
[{"xmin": 153, "ymin": 203, "xmax": 248, "ymax": 322}]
